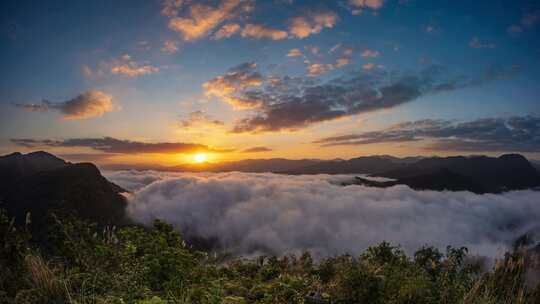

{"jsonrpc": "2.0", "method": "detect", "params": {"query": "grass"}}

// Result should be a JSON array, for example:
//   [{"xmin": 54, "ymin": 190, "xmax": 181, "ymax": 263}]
[{"xmin": 1, "ymin": 209, "xmax": 539, "ymax": 304}]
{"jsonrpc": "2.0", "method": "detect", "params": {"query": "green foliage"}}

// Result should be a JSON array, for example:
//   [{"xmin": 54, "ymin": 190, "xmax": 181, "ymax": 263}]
[{"xmin": 1, "ymin": 208, "xmax": 539, "ymax": 304}]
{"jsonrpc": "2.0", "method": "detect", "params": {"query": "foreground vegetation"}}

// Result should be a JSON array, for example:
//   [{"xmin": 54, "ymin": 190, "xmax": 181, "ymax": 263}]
[{"xmin": 1, "ymin": 209, "xmax": 539, "ymax": 304}]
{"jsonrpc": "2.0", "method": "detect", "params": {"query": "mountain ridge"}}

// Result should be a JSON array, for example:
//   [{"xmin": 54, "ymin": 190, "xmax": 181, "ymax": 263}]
[{"xmin": 0, "ymin": 151, "xmax": 129, "ymax": 232}]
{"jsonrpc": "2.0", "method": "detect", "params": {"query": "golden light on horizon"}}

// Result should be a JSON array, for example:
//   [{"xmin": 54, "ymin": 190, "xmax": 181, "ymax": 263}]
[{"xmin": 193, "ymin": 153, "xmax": 208, "ymax": 163}]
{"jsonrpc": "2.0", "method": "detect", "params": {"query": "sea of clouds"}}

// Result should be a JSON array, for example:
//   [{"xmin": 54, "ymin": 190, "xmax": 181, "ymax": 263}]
[{"xmin": 105, "ymin": 170, "xmax": 540, "ymax": 257}]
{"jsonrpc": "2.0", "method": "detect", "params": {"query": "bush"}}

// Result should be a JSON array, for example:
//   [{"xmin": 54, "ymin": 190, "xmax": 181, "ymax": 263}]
[{"xmin": 1, "ymin": 208, "xmax": 539, "ymax": 304}]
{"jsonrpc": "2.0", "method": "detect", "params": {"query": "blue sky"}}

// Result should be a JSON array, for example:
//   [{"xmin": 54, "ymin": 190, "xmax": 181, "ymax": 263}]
[{"xmin": 1, "ymin": 0, "xmax": 539, "ymax": 164}]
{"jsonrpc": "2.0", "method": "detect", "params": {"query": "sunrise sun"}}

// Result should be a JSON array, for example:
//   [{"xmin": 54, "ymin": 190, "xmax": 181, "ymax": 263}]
[{"xmin": 193, "ymin": 153, "xmax": 207, "ymax": 163}]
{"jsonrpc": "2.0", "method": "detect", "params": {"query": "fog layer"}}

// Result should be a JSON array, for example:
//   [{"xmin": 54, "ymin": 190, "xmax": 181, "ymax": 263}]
[{"xmin": 106, "ymin": 171, "xmax": 540, "ymax": 257}]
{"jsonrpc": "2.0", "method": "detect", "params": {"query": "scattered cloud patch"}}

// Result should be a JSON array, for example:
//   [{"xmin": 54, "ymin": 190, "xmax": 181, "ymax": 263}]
[
  {"xmin": 289, "ymin": 10, "xmax": 338, "ymax": 39},
  {"xmin": 469, "ymin": 37, "xmax": 496, "ymax": 49},
  {"xmin": 362, "ymin": 63, "xmax": 383, "ymax": 70},
  {"xmin": 241, "ymin": 23, "xmax": 288, "ymax": 40},
  {"xmin": 162, "ymin": 1, "xmax": 339, "ymax": 42},
  {"xmin": 361, "ymin": 49, "xmax": 380, "ymax": 58},
  {"xmin": 13, "ymin": 90, "xmax": 115, "ymax": 120},
  {"xmin": 307, "ymin": 63, "xmax": 335, "ymax": 76},
  {"xmin": 213, "ymin": 23, "xmax": 241, "ymax": 39},
  {"xmin": 507, "ymin": 24, "xmax": 523, "ymax": 34},
  {"xmin": 304, "ymin": 45, "xmax": 354, "ymax": 76},
  {"xmin": 166, "ymin": 0, "xmax": 253, "ymax": 41},
  {"xmin": 178, "ymin": 110, "xmax": 225, "ymax": 128},
  {"xmin": 507, "ymin": 10, "xmax": 540, "ymax": 34},
  {"xmin": 286, "ymin": 48, "xmax": 303, "ymax": 57},
  {"xmin": 161, "ymin": 40, "xmax": 179, "ymax": 53},
  {"xmin": 110, "ymin": 54, "xmax": 160, "ymax": 77},
  {"xmin": 161, "ymin": 0, "xmax": 184, "ymax": 18},
  {"xmin": 349, "ymin": 0, "xmax": 385, "ymax": 10}
]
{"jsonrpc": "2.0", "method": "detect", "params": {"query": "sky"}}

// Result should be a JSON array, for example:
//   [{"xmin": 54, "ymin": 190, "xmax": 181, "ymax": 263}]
[{"xmin": 1, "ymin": 0, "xmax": 539, "ymax": 166}]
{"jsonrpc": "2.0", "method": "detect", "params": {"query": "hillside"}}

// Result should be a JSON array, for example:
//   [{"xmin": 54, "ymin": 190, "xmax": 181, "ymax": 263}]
[{"xmin": 0, "ymin": 152, "xmax": 128, "ymax": 231}]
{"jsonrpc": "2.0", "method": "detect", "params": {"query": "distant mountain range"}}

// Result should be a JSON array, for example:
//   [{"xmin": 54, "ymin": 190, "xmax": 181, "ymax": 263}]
[
  {"xmin": 1, "ymin": 151, "xmax": 539, "ymax": 233},
  {"xmin": 0, "ymin": 152, "xmax": 128, "ymax": 234},
  {"xmin": 103, "ymin": 153, "xmax": 540, "ymax": 193}
]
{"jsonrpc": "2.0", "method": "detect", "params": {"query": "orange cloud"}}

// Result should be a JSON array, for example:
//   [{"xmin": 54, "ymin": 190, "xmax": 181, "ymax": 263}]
[
  {"xmin": 213, "ymin": 23, "xmax": 241, "ymax": 39},
  {"xmin": 334, "ymin": 57, "xmax": 351, "ymax": 68},
  {"xmin": 289, "ymin": 10, "xmax": 338, "ymax": 39},
  {"xmin": 202, "ymin": 62, "xmax": 264, "ymax": 109},
  {"xmin": 307, "ymin": 63, "xmax": 334, "ymax": 76},
  {"xmin": 241, "ymin": 24, "xmax": 288, "ymax": 40},
  {"xmin": 167, "ymin": 0, "xmax": 253, "ymax": 41},
  {"xmin": 286, "ymin": 48, "xmax": 303, "ymax": 57},
  {"xmin": 109, "ymin": 54, "xmax": 159, "ymax": 77}
]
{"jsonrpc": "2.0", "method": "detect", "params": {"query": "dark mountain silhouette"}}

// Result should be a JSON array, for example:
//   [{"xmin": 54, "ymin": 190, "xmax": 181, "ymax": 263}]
[
  {"xmin": 283, "ymin": 156, "xmax": 405, "ymax": 175},
  {"xmin": 378, "ymin": 154, "xmax": 540, "ymax": 193},
  {"xmin": 0, "ymin": 151, "xmax": 68, "ymax": 195},
  {"xmin": 0, "ymin": 152, "xmax": 128, "ymax": 231},
  {"xmin": 533, "ymin": 160, "xmax": 540, "ymax": 172}
]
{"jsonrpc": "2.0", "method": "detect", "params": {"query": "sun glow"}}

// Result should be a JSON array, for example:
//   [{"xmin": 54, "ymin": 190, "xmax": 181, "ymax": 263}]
[{"xmin": 193, "ymin": 153, "xmax": 208, "ymax": 163}]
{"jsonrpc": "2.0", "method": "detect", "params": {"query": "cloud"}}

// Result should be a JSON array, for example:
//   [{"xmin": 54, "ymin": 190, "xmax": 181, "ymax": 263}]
[
  {"xmin": 361, "ymin": 49, "xmax": 380, "ymax": 58},
  {"xmin": 13, "ymin": 90, "xmax": 115, "ymax": 120},
  {"xmin": 81, "ymin": 65, "xmax": 93, "ymax": 77},
  {"xmin": 304, "ymin": 46, "xmax": 354, "ymax": 76},
  {"xmin": 469, "ymin": 37, "xmax": 496, "ymax": 49},
  {"xmin": 521, "ymin": 10, "xmax": 540, "ymax": 27},
  {"xmin": 166, "ymin": 0, "xmax": 253, "ymax": 41},
  {"xmin": 424, "ymin": 25, "xmax": 440, "ymax": 34},
  {"xmin": 105, "ymin": 171, "xmax": 540, "ymax": 257},
  {"xmin": 205, "ymin": 63, "xmax": 518, "ymax": 133},
  {"xmin": 213, "ymin": 23, "xmax": 241, "ymax": 39},
  {"xmin": 226, "ymin": 65, "xmax": 488, "ymax": 133},
  {"xmin": 202, "ymin": 62, "xmax": 264, "ymax": 109},
  {"xmin": 507, "ymin": 10, "xmax": 540, "ymax": 35},
  {"xmin": 161, "ymin": 40, "xmax": 179, "ymax": 53},
  {"xmin": 11, "ymin": 137, "xmax": 231, "ymax": 154},
  {"xmin": 163, "ymin": 2, "xmax": 338, "ymax": 42},
  {"xmin": 349, "ymin": 0, "xmax": 385, "ymax": 10},
  {"xmin": 84, "ymin": 54, "xmax": 160, "ymax": 78},
  {"xmin": 240, "ymin": 23, "xmax": 288, "ymax": 40},
  {"xmin": 109, "ymin": 54, "xmax": 160, "ymax": 77},
  {"xmin": 178, "ymin": 110, "xmax": 225, "ymax": 128},
  {"xmin": 286, "ymin": 48, "xmax": 303, "ymax": 57},
  {"xmin": 307, "ymin": 63, "xmax": 335, "ymax": 76},
  {"xmin": 242, "ymin": 146, "xmax": 273, "ymax": 153},
  {"xmin": 362, "ymin": 63, "xmax": 383, "ymax": 70},
  {"xmin": 161, "ymin": 0, "xmax": 184, "ymax": 17},
  {"xmin": 289, "ymin": 10, "xmax": 338, "ymax": 39},
  {"xmin": 507, "ymin": 24, "xmax": 523, "ymax": 34},
  {"xmin": 314, "ymin": 115, "xmax": 540, "ymax": 153}
]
